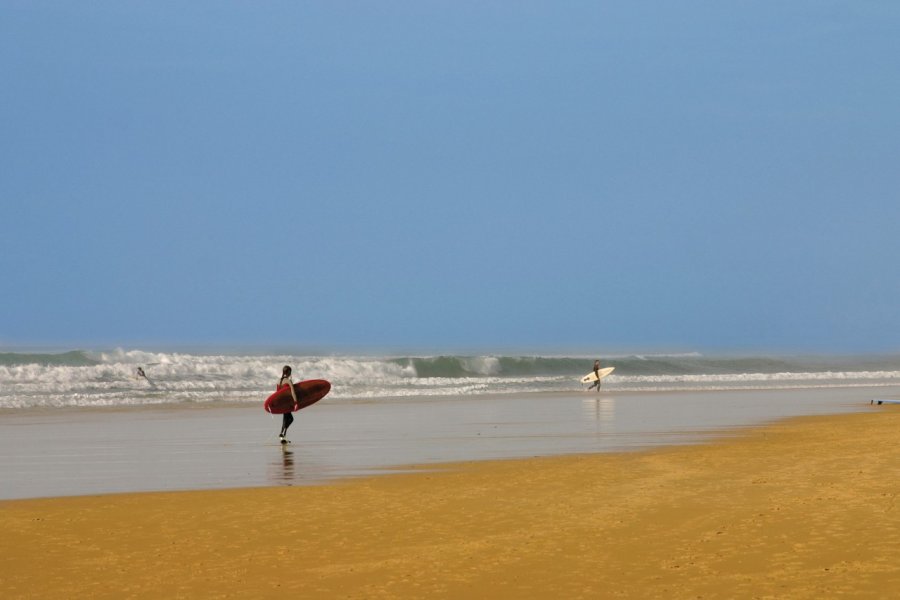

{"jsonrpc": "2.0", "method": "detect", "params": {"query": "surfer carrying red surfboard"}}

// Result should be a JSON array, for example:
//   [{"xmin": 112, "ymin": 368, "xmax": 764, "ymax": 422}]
[{"xmin": 277, "ymin": 365, "xmax": 300, "ymax": 443}]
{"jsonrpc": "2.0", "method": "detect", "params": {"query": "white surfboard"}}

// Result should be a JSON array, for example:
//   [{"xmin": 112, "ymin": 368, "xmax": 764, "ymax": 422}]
[
  {"xmin": 581, "ymin": 367, "xmax": 615, "ymax": 384},
  {"xmin": 872, "ymin": 399, "xmax": 900, "ymax": 405}
]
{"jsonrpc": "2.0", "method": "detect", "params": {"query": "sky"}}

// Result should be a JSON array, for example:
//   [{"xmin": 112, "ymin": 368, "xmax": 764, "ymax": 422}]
[{"xmin": 2, "ymin": 1, "xmax": 899, "ymax": 353}]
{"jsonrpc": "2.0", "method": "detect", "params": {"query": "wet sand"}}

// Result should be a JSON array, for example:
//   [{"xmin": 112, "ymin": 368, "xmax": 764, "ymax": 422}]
[
  {"xmin": 0, "ymin": 386, "xmax": 889, "ymax": 500},
  {"xmin": 2, "ymin": 406, "xmax": 899, "ymax": 598}
]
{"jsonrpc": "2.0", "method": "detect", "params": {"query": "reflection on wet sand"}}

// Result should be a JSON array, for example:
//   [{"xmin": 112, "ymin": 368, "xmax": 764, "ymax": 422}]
[
  {"xmin": 583, "ymin": 395, "xmax": 616, "ymax": 434},
  {"xmin": 0, "ymin": 386, "xmax": 885, "ymax": 500},
  {"xmin": 266, "ymin": 441, "xmax": 338, "ymax": 488},
  {"xmin": 279, "ymin": 445, "xmax": 294, "ymax": 482},
  {"xmin": 266, "ymin": 443, "xmax": 297, "ymax": 485}
]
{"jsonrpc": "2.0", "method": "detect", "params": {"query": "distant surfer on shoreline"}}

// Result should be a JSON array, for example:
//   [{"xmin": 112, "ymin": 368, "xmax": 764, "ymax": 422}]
[
  {"xmin": 587, "ymin": 359, "xmax": 603, "ymax": 391},
  {"xmin": 277, "ymin": 365, "xmax": 300, "ymax": 444}
]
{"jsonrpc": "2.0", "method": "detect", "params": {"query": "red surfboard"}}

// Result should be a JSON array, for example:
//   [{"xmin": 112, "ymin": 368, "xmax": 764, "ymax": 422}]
[{"xmin": 264, "ymin": 379, "xmax": 331, "ymax": 414}]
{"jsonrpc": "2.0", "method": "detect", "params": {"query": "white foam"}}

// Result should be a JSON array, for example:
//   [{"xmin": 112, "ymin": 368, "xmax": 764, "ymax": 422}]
[
  {"xmin": 615, "ymin": 370, "xmax": 900, "ymax": 384},
  {"xmin": 3, "ymin": 349, "xmax": 900, "ymax": 409}
]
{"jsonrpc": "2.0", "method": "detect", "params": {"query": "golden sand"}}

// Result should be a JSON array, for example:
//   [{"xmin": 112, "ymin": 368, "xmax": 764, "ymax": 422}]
[{"xmin": 2, "ymin": 410, "xmax": 899, "ymax": 598}]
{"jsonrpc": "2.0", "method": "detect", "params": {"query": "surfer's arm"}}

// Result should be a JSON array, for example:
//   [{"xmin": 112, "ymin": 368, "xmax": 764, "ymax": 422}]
[{"xmin": 289, "ymin": 379, "xmax": 299, "ymax": 403}]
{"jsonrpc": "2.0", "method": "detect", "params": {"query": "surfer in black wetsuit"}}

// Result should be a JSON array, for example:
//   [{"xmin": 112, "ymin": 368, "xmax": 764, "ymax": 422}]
[
  {"xmin": 587, "ymin": 359, "xmax": 603, "ymax": 391},
  {"xmin": 277, "ymin": 365, "xmax": 300, "ymax": 443}
]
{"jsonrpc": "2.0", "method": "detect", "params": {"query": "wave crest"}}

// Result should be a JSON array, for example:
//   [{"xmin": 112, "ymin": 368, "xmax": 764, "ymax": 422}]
[{"xmin": 2, "ymin": 349, "xmax": 899, "ymax": 408}]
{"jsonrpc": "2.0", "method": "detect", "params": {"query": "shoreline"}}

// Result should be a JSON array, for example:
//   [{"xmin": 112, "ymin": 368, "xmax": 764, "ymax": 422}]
[
  {"xmin": 4, "ymin": 379, "xmax": 899, "ymax": 413},
  {"xmin": 2, "ymin": 408, "xmax": 899, "ymax": 598},
  {"xmin": 1, "ymin": 385, "xmax": 892, "ymax": 501}
]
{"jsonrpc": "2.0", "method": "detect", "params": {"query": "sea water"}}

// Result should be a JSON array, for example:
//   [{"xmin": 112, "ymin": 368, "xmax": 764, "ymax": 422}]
[
  {"xmin": 2, "ymin": 348, "xmax": 899, "ymax": 499},
  {"xmin": 2, "ymin": 348, "xmax": 900, "ymax": 409}
]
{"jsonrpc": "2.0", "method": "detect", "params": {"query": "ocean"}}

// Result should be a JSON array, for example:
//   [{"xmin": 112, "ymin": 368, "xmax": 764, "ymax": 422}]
[
  {"xmin": 2, "ymin": 348, "xmax": 900, "ymax": 410},
  {"xmin": 3, "ymin": 348, "xmax": 899, "ymax": 499}
]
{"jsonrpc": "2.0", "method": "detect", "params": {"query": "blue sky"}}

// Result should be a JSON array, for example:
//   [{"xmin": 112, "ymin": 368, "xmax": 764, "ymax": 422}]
[{"xmin": 2, "ymin": 2, "xmax": 899, "ymax": 353}]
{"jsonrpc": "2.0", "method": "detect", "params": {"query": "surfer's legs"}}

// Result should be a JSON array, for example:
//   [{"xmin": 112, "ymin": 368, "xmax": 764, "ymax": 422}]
[{"xmin": 280, "ymin": 412, "xmax": 294, "ymax": 438}]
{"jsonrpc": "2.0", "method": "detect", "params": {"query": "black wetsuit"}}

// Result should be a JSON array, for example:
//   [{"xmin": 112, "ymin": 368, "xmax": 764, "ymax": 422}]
[
  {"xmin": 278, "ymin": 376, "xmax": 296, "ymax": 436},
  {"xmin": 590, "ymin": 361, "xmax": 602, "ymax": 390}
]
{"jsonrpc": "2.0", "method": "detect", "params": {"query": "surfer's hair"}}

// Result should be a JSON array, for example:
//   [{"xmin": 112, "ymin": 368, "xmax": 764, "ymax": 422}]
[{"xmin": 282, "ymin": 365, "xmax": 292, "ymax": 376}]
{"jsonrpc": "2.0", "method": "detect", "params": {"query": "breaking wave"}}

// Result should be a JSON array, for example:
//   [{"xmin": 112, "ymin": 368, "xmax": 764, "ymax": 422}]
[{"xmin": 1, "ymin": 348, "xmax": 899, "ymax": 409}]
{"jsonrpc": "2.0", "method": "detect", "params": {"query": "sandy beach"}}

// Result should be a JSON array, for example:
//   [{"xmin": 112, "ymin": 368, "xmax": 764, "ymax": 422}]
[{"xmin": 2, "ymin": 406, "xmax": 899, "ymax": 598}]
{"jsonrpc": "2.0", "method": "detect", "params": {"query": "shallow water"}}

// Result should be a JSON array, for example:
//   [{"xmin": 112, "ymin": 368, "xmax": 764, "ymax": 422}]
[{"xmin": 1, "ymin": 385, "xmax": 895, "ymax": 500}]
